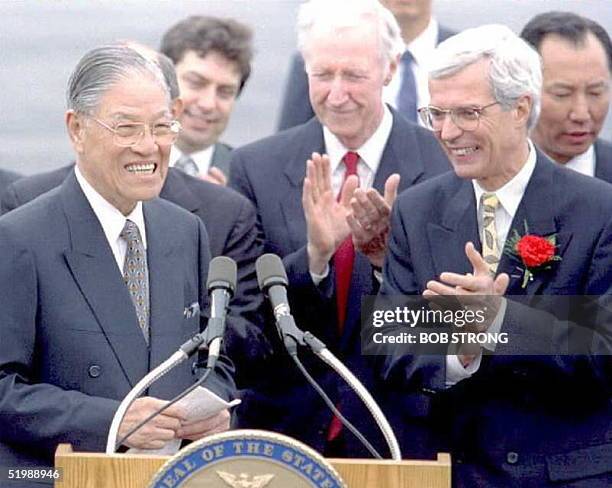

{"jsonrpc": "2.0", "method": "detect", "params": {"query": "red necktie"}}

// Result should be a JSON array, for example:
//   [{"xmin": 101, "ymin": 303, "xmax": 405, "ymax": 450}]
[
  {"xmin": 327, "ymin": 151, "xmax": 359, "ymax": 443},
  {"xmin": 333, "ymin": 151, "xmax": 359, "ymax": 333}
]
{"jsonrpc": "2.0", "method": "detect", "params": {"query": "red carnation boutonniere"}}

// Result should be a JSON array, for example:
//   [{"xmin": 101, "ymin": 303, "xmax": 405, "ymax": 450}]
[{"xmin": 504, "ymin": 221, "xmax": 562, "ymax": 288}]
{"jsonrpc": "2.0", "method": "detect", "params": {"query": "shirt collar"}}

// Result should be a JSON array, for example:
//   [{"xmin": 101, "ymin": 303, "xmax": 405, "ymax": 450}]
[
  {"xmin": 473, "ymin": 139, "xmax": 537, "ymax": 218},
  {"xmin": 74, "ymin": 165, "xmax": 147, "ymax": 248},
  {"xmin": 562, "ymin": 144, "xmax": 595, "ymax": 177},
  {"xmin": 323, "ymin": 104, "xmax": 393, "ymax": 176},
  {"xmin": 406, "ymin": 17, "xmax": 439, "ymax": 67}
]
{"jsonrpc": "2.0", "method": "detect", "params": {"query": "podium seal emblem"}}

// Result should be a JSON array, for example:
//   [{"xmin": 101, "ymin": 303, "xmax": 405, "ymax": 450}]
[{"xmin": 149, "ymin": 429, "xmax": 346, "ymax": 487}]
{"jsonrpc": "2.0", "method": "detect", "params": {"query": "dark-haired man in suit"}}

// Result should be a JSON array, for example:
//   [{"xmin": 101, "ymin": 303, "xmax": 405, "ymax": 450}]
[
  {"xmin": 375, "ymin": 25, "xmax": 611, "ymax": 486},
  {"xmin": 277, "ymin": 0, "xmax": 455, "ymax": 130},
  {"xmin": 521, "ymin": 11, "xmax": 612, "ymax": 183},
  {"xmin": 230, "ymin": 0, "xmax": 450, "ymax": 458}
]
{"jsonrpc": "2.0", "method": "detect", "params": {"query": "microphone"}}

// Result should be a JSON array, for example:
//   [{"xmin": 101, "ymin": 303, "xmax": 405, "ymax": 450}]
[
  {"xmin": 107, "ymin": 256, "xmax": 236, "ymax": 452},
  {"xmin": 254, "ymin": 254, "xmax": 402, "ymax": 460},
  {"xmin": 256, "ymin": 253, "xmax": 322, "ymax": 354},
  {"xmin": 202, "ymin": 256, "xmax": 237, "ymax": 368}
]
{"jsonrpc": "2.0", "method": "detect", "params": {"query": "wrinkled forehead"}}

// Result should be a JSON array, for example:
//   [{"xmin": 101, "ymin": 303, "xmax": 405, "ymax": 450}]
[{"xmin": 95, "ymin": 72, "xmax": 172, "ymax": 118}]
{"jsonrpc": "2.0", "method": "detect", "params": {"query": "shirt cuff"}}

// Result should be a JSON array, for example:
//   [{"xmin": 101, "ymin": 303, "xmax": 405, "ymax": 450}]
[
  {"xmin": 445, "ymin": 350, "xmax": 483, "ymax": 387},
  {"xmin": 310, "ymin": 264, "xmax": 330, "ymax": 286}
]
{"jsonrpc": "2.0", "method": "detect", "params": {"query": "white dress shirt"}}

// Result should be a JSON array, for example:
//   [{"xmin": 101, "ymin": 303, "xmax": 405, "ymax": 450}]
[
  {"xmin": 169, "ymin": 145, "xmax": 214, "ymax": 174},
  {"xmin": 384, "ymin": 18, "xmax": 439, "ymax": 118},
  {"xmin": 75, "ymin": 166, "xmax": 147, "ymax": 272},
  {"xmin": 562, "ymin": 145, "xmax": 595, "ymax": 177},
  {"xmin": 446, "ymin": 140, "xmax": 537, "ymax": 386},
  {"xmin": 310, "ymin": 104, "xmax": 393, "ymax": 283}
]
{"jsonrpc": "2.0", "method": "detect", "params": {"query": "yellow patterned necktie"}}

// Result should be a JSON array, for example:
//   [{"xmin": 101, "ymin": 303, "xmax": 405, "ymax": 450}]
[{"xmin": 481, "ymin": 192, "xmax": 500, "ymax": 275}]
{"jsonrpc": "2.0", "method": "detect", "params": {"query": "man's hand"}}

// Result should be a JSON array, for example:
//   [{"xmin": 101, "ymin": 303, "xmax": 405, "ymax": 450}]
[
  {"xmin": 200, "ymin": 167, "xmax": 228, "ymax": 186},
  {"xmin": 118, "ymin": 396, "xmax": 186, "ymax": 450},
  {"xmin": 423, "ymin": 242, "xmax": 509, "ymax": 363},
  {"xmin": 176, "ymin": 409, "xmax": 230, "ymax": 441},
  {"xmin": 302, "ymin": 153, "xmax": 358, "ymax": 274},
  {"xmin": 347, "ymin": 174, "xmax": 400, "ymax": 268}
]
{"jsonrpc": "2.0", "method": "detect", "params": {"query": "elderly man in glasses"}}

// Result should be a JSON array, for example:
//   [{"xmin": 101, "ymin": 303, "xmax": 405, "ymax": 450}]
[
  {"xmin": 368, "ymin": 25, "xmax": 612, "ymax": 486},
  {"xmin": 0, "ymin": 44, "xmax": 236, "ymax": 481}
]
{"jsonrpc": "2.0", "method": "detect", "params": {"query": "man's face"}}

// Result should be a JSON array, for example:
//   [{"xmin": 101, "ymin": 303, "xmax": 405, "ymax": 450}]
[
  {"xmin": 531, "ymin": 32, "xmax": 610, "ymax": 163},
  {"xmin": 379, "ymin": 0, "xmax": 432, "ymax": 23},
  {"xmin": 429, "ymin": 59, "xmax": 530, "ymax": 189},
  {"xmin": 175, "ymin": 50, "xmax": 241, "ymax": 152},
  {"xmin": 68, "ymin": 74, "xmax": 173, "ymax": 215},
  {"xmin": 305, "ymin": 23, "xmax": 395, "ymax": 149}
]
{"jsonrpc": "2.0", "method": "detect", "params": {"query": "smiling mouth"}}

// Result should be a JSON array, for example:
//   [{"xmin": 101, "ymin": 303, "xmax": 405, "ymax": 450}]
[
  {"xmin": 449, "ymin": 146, "xmax": 479, "ymax": 156},
  {"xmin": 125, "ymin": 162, "xmax": 157, "ymax": 175}
]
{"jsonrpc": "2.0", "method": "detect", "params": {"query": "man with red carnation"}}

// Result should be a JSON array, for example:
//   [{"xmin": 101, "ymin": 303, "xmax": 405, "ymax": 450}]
[{"xmin": 365, "ymin": 25, "xmax": 612, "ymax": 487}]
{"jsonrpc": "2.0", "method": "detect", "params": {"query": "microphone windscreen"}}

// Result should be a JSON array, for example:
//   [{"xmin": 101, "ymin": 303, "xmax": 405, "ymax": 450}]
[
  {"xmin": 206, "ymin": 256, "xmax": 237, "ymax": 293},
  {"xmin": 255, "ymin": 253, "xmax": 288, "ymax": 290}
]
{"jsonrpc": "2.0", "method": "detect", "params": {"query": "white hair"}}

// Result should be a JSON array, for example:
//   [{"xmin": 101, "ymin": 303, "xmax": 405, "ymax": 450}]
[
  {"xmin": 296, "ymin": 0, "xmax": 404, "ymax": 66},
  {"xmin": 428, "ymin": 24, "xmax": 542, "ymax": 130}
]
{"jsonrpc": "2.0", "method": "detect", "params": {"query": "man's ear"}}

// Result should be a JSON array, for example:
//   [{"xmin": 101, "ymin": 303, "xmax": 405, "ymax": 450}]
[
  {"xmin": 172, "ymin": 98, "xmax": 184, "ymax": 119},
  {"xmin": 514, "ymin": 95, "xmax": 533, "ymax": 128},
  {"xmin": 385, "ymin": 54, "xmax": 400, "ymax": 86},
  {"xmin": 66, "ymin": 110, "xmax": 86, "ymax": 153}
]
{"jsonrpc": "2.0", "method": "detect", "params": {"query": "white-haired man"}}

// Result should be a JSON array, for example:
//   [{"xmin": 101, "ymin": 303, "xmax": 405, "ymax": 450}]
[
  {"xmin": 230, "ymin": 0, "xmax": 449, "ymax": 457},
  {"xmin": 373, "ymin": 24, "xmax": 612, "ymax": 486}
]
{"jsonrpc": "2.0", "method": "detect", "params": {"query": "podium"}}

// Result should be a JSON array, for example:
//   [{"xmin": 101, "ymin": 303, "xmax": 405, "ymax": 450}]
[{"xmin": 55, "ymin": 444, "xmax": 450, "ymax": 487}]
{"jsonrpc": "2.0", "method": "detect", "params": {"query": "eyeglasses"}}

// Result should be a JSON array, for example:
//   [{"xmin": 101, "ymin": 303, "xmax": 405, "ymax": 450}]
[
  {"xmin": 91, "ymin": 118, "xmax": 181, "ymax": 147},
  {"xmin": 418, "ymin": 101, "xmax": 500, "ymax": 132}
]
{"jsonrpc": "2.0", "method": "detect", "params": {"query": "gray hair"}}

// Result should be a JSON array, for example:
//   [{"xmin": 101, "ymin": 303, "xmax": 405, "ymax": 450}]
[
  {"xmin": 428, "ymin": 25, "xmax": 542, "ymax": 130},
  {"xmin": 66, "ymin": 44, "xmax": 170, "ymax": 115},
  {"xmin": 297, "ymin": 0, "xmax": 403, "ymax": 67}
]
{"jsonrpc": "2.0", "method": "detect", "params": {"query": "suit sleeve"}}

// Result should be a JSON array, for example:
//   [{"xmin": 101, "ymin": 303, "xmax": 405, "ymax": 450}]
[
  {"xmin": 0, "ymin": 225, "xmax": 120, "ymax": 455},
  {"xmin": 276, "ymin": 53, "xmax": 315, "ymax": 131}
]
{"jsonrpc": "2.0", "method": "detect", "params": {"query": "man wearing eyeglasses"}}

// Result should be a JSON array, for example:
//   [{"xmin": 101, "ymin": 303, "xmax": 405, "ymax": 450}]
[
  {"xmin": 0, "ymin": 45, "xmax": 236, "ymax": 480},
  {"xmin": 369, "ymin": 25, "xmax": 612, "ymax": 486}
]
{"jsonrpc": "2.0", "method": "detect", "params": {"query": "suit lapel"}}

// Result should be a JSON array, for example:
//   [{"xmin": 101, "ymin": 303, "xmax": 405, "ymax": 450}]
[
  {"xmin": 60, "ymin": 173, "xmax": 148, "ymax": 388},
  {"xmin": 427, "ymin": 179, "xmax": 480, "ymax": 278},
  {"xmin": 210, "ymin": 142, "xmax": 232, "ymax": 175},
  {"xmin": 499, "ymin": 154, "xmax": 571, "ymax": 296},
  {"xmin": 143, "ymin": 200, "xmax": 187, "ymax": 379},
  {"xmin": 373, "ymin": 109, "xmax": 425, "ymax": 192},
  {"xmin": 594, "ymin": 140, "xmax": 612, "ymax": 184},
  {"xmin": 280, "ymin": 119, "xmax": 326, "ymax": 250}
]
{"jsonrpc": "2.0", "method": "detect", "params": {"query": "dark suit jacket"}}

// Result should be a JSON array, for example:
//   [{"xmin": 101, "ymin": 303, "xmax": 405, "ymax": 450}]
[
  {"xmin": 0, "ymin": 168, "xmax": 20, "ymax": 208},
  {"xmin": 594, "ymin": 138, "xmax": 612, "ymax": 183},
  {"xmin": 379, "ymin": 152, "xmax": 612, "ymax": 486},
  {"xmin": 277, "ymin": 25, "xmax": 455, "ymax": 131},
  {"xmin": 211, "ymin": 142, "xmax": 233, "ymax": 177},
  {"xmin": 1, "ymin": 166, "xmax": 268, "ymax": 388},
  {"xmin": 0, "ymin": 173, "xmax": 236, "ymax": 479},
  {"xmin": 229, "ymin": 110, "xmax": 450, "ymax": 455}
]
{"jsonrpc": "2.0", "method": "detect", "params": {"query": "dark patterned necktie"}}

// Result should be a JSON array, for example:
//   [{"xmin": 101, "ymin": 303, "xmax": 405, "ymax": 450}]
[
  {"xmin": 175, "ymin": 154, "xmax": 199, "ymax": 177},
  {"xmin": 120, "ymin": 219, "xmax": 150, "ymax": 344},
  {"xmin": 397, "ymin": 50, "xmax": 418, "ymax": 123}
]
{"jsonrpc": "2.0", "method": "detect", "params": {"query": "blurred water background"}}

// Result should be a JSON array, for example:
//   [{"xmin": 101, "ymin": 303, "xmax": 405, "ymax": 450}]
[{"xmin": 1, "ymin": 0, "xmax": 610, "ymax": 175}]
